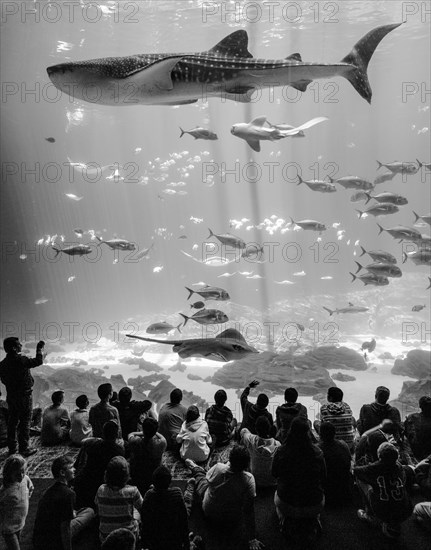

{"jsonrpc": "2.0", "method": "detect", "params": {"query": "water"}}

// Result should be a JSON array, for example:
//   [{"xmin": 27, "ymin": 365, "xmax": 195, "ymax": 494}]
[{"xmin": 1, "ymin": 1, "xmax": 430, "ymax": 417}]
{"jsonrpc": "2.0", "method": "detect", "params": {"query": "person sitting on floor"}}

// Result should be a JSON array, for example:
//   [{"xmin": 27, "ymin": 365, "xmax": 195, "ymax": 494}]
[
  {"xmin": 70, "ymin": 394, "xmax": 92, "ymax": 446},
  {"xmin": 314, "ymin": 387, "xmax": 356, "ymax": 451},
  {"xmin": 415, "ymin": 453, "xmax": 431, "ymax": 499},
  {"xmin": 177, "ymin": 405, "xmax": 212, "ymax": 464},
  {"xmin": 141, "ymin": 465, "xmax": 191, "ymax": 550},
  {"xmin": 33, "ymin": 455, "xmax": 95, "ymax": 550},
  {"xmin": 158, "ymin": 388, "xmax": 187, "ymax": 453},
  {"xmin": 413, "ymin": 501, "xmax": 431, "ymax": 532},
  {"xmin": 275, "ymin": 387, "xmax": 308, "ymax": 442},
  {"xmin": 317, "ymin": 421, "xmax": 352, "ymax": 507},
  {"xmin": 101, "ymin": 528, "xmax": 136, "ymax": 550},
  {"xmin": 89, "ymin": 383, "xmax": 122, "ymax": 439},
  {"xmin": 357, "ymin": 386, "xmax": 401, "ymax": 436},
  {"xmin": 128, "ymin": 417, "xmax": 167, "ymax": 497},
  {"xmin": 185, "ymin": 444, "xmax": 264, "ymax": 550},
  {"xmin": 40, "ymin": 390, "xmax": 71, "ymax": 446},
  {"xmin": 404, "ymin": 396, "xmax": 431, "ymax": 462},
  {"xmin": 0, "ymin": 454, "xmax": 33, "ymax": 550},
  {"xmin": 271, "ymin": 417, "xmax": 326, "ymax": 546},
  {"xmin": 204, "ymin": 389, "xmax": 237, "ymax": 447},
  {"xmin": 240, "ymin": 380, "xmax": 274, "ymax": 436},
  {"xmin": 73, "ymin": 419, "xmax": 125, "ymax": 509},
  {"xmin": 241, "ymin": 415, "xmax": 280, "ymax": 488},
  {"xmin": 95, "ymin": 456, "xmax": 143, "ymax": 543},
  {"xmin": 355, "ymin": 419, "xmax": 412, "ymax": 466},
  {"xmin": 354, "ymin": 441, "xmax": 414, "ymax": 539},
  {"xmin": 112, "ymin": 387, "xmax": 154, "ymax": 440}
]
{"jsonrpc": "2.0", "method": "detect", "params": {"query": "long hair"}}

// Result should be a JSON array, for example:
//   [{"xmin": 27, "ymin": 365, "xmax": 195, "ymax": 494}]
[{"xmin": 2, "ymin": 454, "xmax": 26, "ymax": 487}]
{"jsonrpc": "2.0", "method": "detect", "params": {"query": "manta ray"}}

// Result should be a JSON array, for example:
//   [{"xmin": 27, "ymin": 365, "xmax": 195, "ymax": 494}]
[
  {"xmin": 46, "ymin": 23, "xmax": 402, "ymax": 106},
  {"xmin": 126, "ymin": 328, "xmax": 258, "ymax": 362}
]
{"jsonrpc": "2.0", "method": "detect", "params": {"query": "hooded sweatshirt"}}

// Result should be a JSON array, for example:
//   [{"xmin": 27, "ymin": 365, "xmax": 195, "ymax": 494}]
[
  {"xmin": 357, "ymin": 402, "xmax": 401, "ymax": 435},
  {"xmin": 241, "ymin": 428, "xmax": 281, "ymax": 487},
  {"xmin": 320, "ymin": 401, "xmax": 356, "ymax": 448},
  {"xmin": 176, "ymin": 418, "xmax": 212, "ymax": 462}
]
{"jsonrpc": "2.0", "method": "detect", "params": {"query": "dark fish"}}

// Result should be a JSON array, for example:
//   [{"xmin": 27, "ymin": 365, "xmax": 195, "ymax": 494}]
[
  {"xmin": 412, "ymin": 304, "xmax": 426, "ymax": 312},
  {"xmin": 350, "ymin": 191, "xmax": 369, "ymax": 202},
  {"xmin": 96, "ymin": 236, "xmax": 136, "ymax": 251},
  {"xmin": 365, "ymin": 192, "xmax": 408, "ymax": 205},
  {"xmin": 45, "ymin": 137, "xmax": 55, "ymax": 143},
  {"xmin": 179, "ymin": 127, "xmax": 218, "ymax": 140},
  {"xmin": 146, "ymin": 322, "xmax": 182, "ymax": 334},
  {"xmin": 126, "ymin": 328, "xmax": 258, "ymax": 362},
  {"xmin": 355, "ymin": 261, "xmax": 402, "ymax": 278},
  {"xmin": 356, "ymin": 202, "xmax": 399, "ymax": 218},
  {"xmin": 47, "ymin": 24, "xmax": 402, "ymax": 106},
  {"xmin": 186, "ymin": 285, "xmax": 230, "ymax": 301},
  {"xmin": 402, "ymin": 249, "xmax": 431, "ymax": 266},
  {"xmin": 178, "ymin": 235, "xmax": 188, "ymax": 239},
  {"xmin": 361, "ymin": 338, "xmax": 376, "ymax": 352},
  {"xmin": 359, "ymin": 246, "xmax": 397, "ymax": 264},
  {"xmin": 52, "ymin": 244, "xmax": 92, "ymax": 257},
  {"xmin": 180, "ymin": 309, "xmax": 228, "ymax": 326},
  {"xmin": 323, "ymin": 303, "xmax": 369, "ymax": 315},
  {"xmin": 207, "ymin": 228, "xmax": 246, "ymax": 249},
  {"xmin": 377, "ymin": 160, "xmax": 419, "ymax": 174},
  {"xmin": 290, "ymin": 218, "xmax": 326, "ymax": 232},
  {"xmin": 350, "ymin": 272, "xmax": 390, "ymax": 286},
  {"xmin": 190, "ymin": 301, "xmax": 205, "ymax": 309}
]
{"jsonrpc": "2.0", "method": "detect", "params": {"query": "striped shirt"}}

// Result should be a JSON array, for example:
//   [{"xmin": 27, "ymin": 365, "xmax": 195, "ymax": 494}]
[
  {"xmin": 95, "ymin": 484, "xmax": 143, "ymax": 539},
  {"xmin": 320, "ymin": 402, "xmax": 355, "ymax": 448}
]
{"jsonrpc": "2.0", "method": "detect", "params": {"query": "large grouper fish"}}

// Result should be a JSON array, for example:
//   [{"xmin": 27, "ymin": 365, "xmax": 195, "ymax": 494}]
[
  {"xmin": 126, "ymin": 328, "xmax": 258, "ymax": 362},
  {"xmin": 46, "ymin": 23, "xmax": 402, "ymax": 106}
]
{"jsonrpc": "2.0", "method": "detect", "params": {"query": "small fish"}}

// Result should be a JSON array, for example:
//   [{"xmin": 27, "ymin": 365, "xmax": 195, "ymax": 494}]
[
  {"xmin": 350, "ymin": 191, "xmax": 369, "ymax": 202},
  {"xmin": 329, "ymin": 176, "xmax": 374, "ymax": 191},
  {"xmin": 179, "ymin": 127, "xmax": 218, "ymax": 140},
  {"xmin": 35, "ymin": 297, "xmax": 50, "ymax": 305},
  {"xmin": 361, "ymin": 338, "xmax": 376, "ymax": 352},
  {"xmin": 135, "ymin": 243, "xmax": 154, "ymax": 261},
  {"xmin": 186, "ymin": 285, "xmax": 230, "ymax": 301},
  {"xmin": 52, "ymin": 244, "xmax": 92, "ymax": 257},
  {"xmin": 275, "ymin": 280, "xmax": 295, "ymax": 285},
  {"xmin": 297, "ymin": 176, "xmax": 336, "ymax": 193},
  {"xmin": 323, "ymin": 303, "xmax": 369, "ymax": 315},
  {"xmin": 147, "ymin": 322, "xmax": 182, "ymax": 334},
  {"xmin": 321, "ymin": 276, "xmax": 333, "ymax": 280},
  {"xmin": 294, "ymin": 323, "xmax": 305, "ymax": 332},
  {"xmin": 356, "ymin": 203, "xmax": 399, "ymax": 218},
  {"xmin": 218, "ymin": 272, "xmax": 237, "ymax": 278},
  {"xmin": 360, "ymin": 247, "xmax": 397, "ymax": 264},
  {"xmin": 190, "ymin": 301, "xmax": 205, "ymax": 309},
  {"xmin": 153, "ymin": 266, "xmax": 164, "ymax": 273},
  {"xmin": 413, "ymin": 211, "xmax": 431, "ymax": 226},
  {"xmin": 179, "ymin": 308, "xmax": 229, "ymax": 326},
  {"xmin": 365, "ymin": 192, "xmax": 408, "ymax": 205},
  {"xmin": 74, "ymin": 228, "xmax": 84, "ymax": 237},
  {"xmin": 377, "ymin": 224, "xmax": 422, "ymax": 241},
  {"xmin": 412, "ymin": 304, "xmax": 426, "ymax": 312},
  {"xmin": 290, "ymin": 218, "xmax": 327, "ymax": 232},
  {"xmin": 417, "ymin": 159, "xmax": 431, "ymax": 170},
  {"xmin": 355, "ymin": 261, "xmax": 402, "ymax": 278},
  {"xmin": 241, "ymin": 243, "xmax": 264, "ymax": 260},
  {"xmin": 45, "ymin": 137, "xmax": 55, "ymax": 143},
  {"xmin": 246, "ymin": 274, "xmax": 263, "ymax": 279},
  {"xmin": 67, "ymin": 276, "xmax": 76, "ymax": 282},
  {"xmin": 293, "ymin": 271, "xmax": 306, "ymax": 277},
  {"xmin": 402, "ymin": 249, "xmax": 431, "ymax": 266},
  {"xmin": 19, "ymin": 254, "xmax": 27, "ymax": 260},
  {"xmin": 126, "ymin": 328, "xmax": 258, "ymax": 362},
  {"xmin": 377, "ymin": 160, "xmax": 420, "ymax": 174},
  {"xmin": 96, "ymin": 237, "xmax": 136, "ymax": 251},
  {"xmin": 178, "ymin": 235, "xmax": 188, "ymax": 239},
  {"xmin": 374, "ymin": 171, "xmax": 396, "ymax": 185},
  {"xmin": 207, "ymin": 228, "xmax": 246, "ymax": 249},
  {"xmin": 350, "ymin": 272, "xmax": 389, "ymax": 286},
  {"xmin": 65, "ymin": 193, "xmax": 83, "ymax": 201}
]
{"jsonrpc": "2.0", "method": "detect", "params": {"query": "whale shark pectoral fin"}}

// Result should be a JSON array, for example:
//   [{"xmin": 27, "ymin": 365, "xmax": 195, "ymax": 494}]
[
  {"xmin": 209, "ymin": 30, "xmax": 253, "ymax": 59},
  {"xmin": 136, "ymin": 56, "xmax": 184, "ymax": 91},
  {"xmin": 246, "ymin": 139, "xmax": 261, "ymax": 152}
]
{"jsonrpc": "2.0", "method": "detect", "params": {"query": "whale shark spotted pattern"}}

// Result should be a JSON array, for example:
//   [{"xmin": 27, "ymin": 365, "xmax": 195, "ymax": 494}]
[{"xmin": 46, "ymin": 24, "xmax": 402, "ymax": 106}]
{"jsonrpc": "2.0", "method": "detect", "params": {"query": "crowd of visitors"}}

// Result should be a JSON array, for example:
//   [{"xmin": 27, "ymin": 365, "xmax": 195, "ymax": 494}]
[{"xmin": 0, "ymin": 338, "xmax": 430, "ymax": 549}]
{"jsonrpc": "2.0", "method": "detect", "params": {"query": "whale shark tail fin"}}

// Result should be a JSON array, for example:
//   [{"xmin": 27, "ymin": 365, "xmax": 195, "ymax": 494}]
[{"xmin": 341, "ymin": 23, "xmax": 402, "ymax": 104}]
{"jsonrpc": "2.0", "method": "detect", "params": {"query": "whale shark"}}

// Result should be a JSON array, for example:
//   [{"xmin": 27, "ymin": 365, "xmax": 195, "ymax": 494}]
[
  {"xmin": 126, "ymin": 329, "xmax": 258, "ymax": 362},
  {"xmin": 46, "ymin": 23, "xmax": 402, "ymax": 106}
]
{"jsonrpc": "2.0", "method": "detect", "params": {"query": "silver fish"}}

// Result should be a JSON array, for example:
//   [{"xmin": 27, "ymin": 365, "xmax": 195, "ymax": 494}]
[
  {"xmin": 96, "ymin": 237, "xmax": 136, "ymax": 251},
  {"xmin": 52, "ymin": 244, "xmax": 92, "ymax": 257},
  {"xmin": 355, "ymin": 261, "xmax": 402, "ymax": 278},
  {"xmin": 329, "ymin": 176, "xmax": 374, "ymax": 190},
  {"xmin": 146, "ymin": 322, "xmax": 182, "ymax": 334},
  {"xmin": 179, "ymin": 308, "xmax": 228, "ymax": 326},
  {"xmin": 350, "ymin": 191, "xmax": 369, "ymax": 202},
  {"xmin": 126, "ymin": 328, "xmax": 258, "ymax": 362},
  {"xmin": 297, "ymin": 176, "xmax": 336, "ymax": 193},
  {"xmin": 47, "ymin": 24, "xmax": 402, "ymax": 106},
  {"xmin": 377, "ymin": 224, "xmax": 422, "ymax": 241},
  {"xmin": 350, "ymin": 272, "xmax": 390, "ymax": 286},
  {"xmin": 402, "ymin": 249, "xmax": 431, "ymax": 266},
  {"xmin": 365, "ymin": 192, "xmax": 408, "ymax": 205},
  {"xmin": 377, "ymin": 160, "xmax": 420, "ymax": 174},
  {"xmin": 374, "ymin": 171, "xmax": 396, "ymax": 185},
  {"xmin": 207, "ymin": 228, "xmax": 246, "ymax": 249},
  {"xmin": 359, "ymin": 247, "xmax": 397, "ymax": 264},
  {"xmin": 290, "ymin": 218, "xmax": 327, "ymax": 232},
  {"xmin": 186, "ymin": 285, "xmax": 230, "ymax": 301},
  {"xmin": 356, "ymin": 203, "xmax": 399, "ymax": 218},
  {"xmin": 323, "ymin": 302, "xmax": 369, "ymax": 315},
  {"xmin": 413, "ymin": 211, "xmax": 431, "ymax": 226},
  {"xmin": 179, "ymin": 127, "xmax": 218, "ymax": 140}
]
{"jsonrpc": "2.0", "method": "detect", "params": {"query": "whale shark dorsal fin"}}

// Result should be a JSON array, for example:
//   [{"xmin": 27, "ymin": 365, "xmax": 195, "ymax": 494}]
[
  {"xmin": 251, "ymin": 116, "xmax": 267, "ymax": 126},
  {"xmin": 209, "ymin": 30, "xmax": 252, "ymax": 58},
  {"xmin": 286, "ymin": 53, "xmax": 302, "ymax": 61}
]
